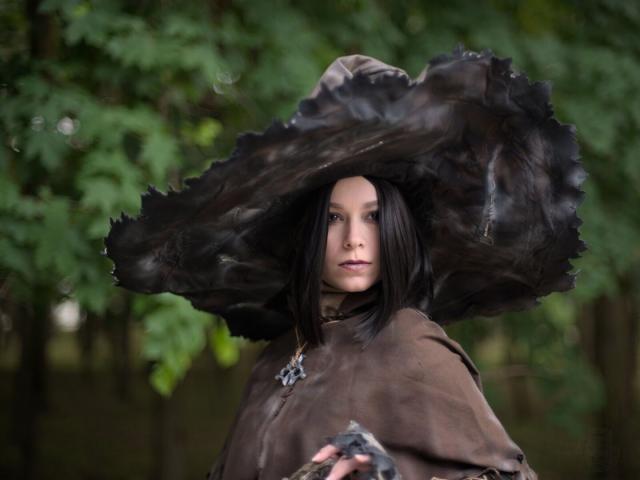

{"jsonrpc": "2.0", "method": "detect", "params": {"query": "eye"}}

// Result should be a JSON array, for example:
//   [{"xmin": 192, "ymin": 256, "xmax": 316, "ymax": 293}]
[
  {"xmin": 366, "ymin": 210, "xmax": 379, "ymax": 222},
  {"xmin": 328, "ymin": 212, "xmax": 342, "ymax": 223}
]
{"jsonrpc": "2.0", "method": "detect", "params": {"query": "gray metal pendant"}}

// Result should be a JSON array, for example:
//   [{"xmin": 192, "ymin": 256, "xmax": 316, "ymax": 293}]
[{"xmin": 275, "ymin": 353, "xmax": 307, "ymax": 386}]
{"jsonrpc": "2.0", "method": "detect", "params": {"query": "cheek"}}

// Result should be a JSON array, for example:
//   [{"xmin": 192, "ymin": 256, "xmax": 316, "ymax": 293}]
[
  {"xmin": 369, "ymin": 229, "xmax": 380, "ymax": 261},
  {"xmin": 324, "ymin": 229, "xmax": 340, "ymax": 265},
  {"xmin": 370, "ymin": 234, "xmax": 381, "ymax": 281}
]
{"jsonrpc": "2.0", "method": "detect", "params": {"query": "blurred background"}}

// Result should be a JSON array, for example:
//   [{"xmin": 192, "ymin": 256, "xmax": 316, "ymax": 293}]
[{"xmin": 1, "ymin": 0, "xmax": 639, "ymax": 479}]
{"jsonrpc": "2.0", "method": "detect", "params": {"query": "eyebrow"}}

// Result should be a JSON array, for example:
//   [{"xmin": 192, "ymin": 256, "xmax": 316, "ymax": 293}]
[{"xmin": 329, "ymin": 201, "xmax": 378, "ymax": 209}]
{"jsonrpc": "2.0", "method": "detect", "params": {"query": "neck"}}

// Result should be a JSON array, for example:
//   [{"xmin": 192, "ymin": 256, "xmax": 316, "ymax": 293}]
[{"xmin": 319, "ymin": 281, "xmax": 348, "ymax": 318}]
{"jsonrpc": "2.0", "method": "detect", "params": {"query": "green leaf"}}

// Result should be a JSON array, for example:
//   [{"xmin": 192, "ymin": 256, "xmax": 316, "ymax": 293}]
[
  {"xmin": 182, "ymin": 118, "xmax": 222, "ymax": 148},
  {"xmin": 33, "ymin": 198, "xmax": 77, "ymax": 273},
  {"xmin": 23, "ymin": 130, "xmax": 68, "ymax": 170},
  {"xmin": 79, "ymin": 176, "xmax": 121, "ymax": 213},
  {"xmin": 140, "ymin": 294, "xmax": 213, "ymax": 395},
  {"xmin": 140, "ymin": 130, "xmax": 179, "ymax": 184},
  {"xmin": 150, "ymin": 363, "xmax": 175, "ymax": 397},
  {"xmin": 0, "ymin": 175, "xmax": 20, "ymax": 212},
  {"xmin": 0, "ymin": 237, "xmax": 34, "ymax": 279},
  {"xmin": 210, "ymin": 321, "xmax": 240, "ymax": 368}
]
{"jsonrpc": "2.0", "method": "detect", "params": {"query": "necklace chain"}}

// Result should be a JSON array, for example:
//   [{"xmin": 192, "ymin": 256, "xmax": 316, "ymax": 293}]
[
  {"xmin": 275, "ymin": 326, "xmax": 308, "ymax": 386},
  {"xmin": 293, "ymin": 326, "xmax": 307, "ymax": 360}
]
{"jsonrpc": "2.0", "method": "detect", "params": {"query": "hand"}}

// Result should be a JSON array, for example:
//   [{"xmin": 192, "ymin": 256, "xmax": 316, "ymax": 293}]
[{"xmin": 311, "ymin": 443, "xmax": 372, "ymax": 480}]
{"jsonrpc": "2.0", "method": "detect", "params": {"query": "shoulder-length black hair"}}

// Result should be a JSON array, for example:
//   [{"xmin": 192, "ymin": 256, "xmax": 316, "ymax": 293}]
[{"xmin": 287, "ymin": 175, "xmax": 433, "ymax": 347}]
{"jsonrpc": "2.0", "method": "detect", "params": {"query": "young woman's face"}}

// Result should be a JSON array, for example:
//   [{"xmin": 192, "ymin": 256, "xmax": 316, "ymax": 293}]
[{"xmin": 321, "ymin": 176, "xmax": 381, "ymax": 292}]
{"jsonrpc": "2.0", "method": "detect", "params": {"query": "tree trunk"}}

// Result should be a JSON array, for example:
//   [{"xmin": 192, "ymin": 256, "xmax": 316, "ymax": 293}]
[
  {"xmin": 577, "ymin": 282, "xmax": 640, "ymax": 478},
  {"xmin": 106, "ymin": 301, "xmax": 133, "ymax": 402},
  {"xmin": 149, "ymin": 361, "xmax": 186, "ymax": 480},
  {"xmin": 25, "ymin": 0, "xmax": 59, "ymax": 60},
  {"xmin": 9, "ymin": 3, "xmax": 59, "ymax": 478},
  {"xmin": 77, "ymin": 310, "xmax": 98, "ymax": 384},
  {"xmin": 504, "ymin": 343, "xmax": 534, "ymax": 420},
  {"xmin": 10, "ymin": 286, "xmax": 52, "ymax": 480}
]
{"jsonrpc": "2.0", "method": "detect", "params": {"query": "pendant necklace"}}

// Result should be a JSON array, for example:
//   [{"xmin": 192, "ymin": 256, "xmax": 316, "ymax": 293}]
[
  {"xmin": 275, "ymin": 326, "xmax": 308, "ymax": 387},
  {"xmin": 275, "ymin": 289, "xmax": 345, "ymax": 386}
]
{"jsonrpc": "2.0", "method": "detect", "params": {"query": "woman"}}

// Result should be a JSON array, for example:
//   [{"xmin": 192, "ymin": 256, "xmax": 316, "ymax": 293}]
[
  {"xmin": 209, "ymin": 174, "xmax": 538, "ymax": 480},
  {"xmin": 105, "ymin": 47, "xmax": 585, "ymax": 480}
]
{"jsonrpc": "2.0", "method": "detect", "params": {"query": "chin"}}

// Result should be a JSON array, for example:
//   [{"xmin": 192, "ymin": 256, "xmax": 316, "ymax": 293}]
[{"xmin": 334, "ymin": 277, "xmax": 377, "ymax": 292}]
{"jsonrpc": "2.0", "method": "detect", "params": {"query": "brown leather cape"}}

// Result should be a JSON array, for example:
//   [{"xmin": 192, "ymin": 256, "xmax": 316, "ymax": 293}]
[{"xmin": 207, "ymin": 288, "xmax": 538, "ymax": 480}]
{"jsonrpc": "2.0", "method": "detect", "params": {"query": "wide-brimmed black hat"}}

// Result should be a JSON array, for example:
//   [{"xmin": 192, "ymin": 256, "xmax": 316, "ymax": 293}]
[{"xmin": 105, "ymin": 46, "xmax": 586, "ymax": 341}]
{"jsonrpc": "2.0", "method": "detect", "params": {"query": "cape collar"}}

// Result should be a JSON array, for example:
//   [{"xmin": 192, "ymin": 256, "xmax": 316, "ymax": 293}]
[{"xmin": 321, "ymin": 283, "xmax": 380, "ymax": 321}]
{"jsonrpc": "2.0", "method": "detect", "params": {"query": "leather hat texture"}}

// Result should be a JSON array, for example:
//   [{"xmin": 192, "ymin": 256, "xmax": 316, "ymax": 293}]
[{"xmin": 105, "ymin": 46, "xmax": 586, "ymax": 340}]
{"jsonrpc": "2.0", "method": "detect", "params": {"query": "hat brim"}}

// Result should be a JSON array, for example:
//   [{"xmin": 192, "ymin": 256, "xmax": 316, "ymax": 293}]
[{"xmin": 105, "ymin": 47, "xmax": 586, "ymax": 340}]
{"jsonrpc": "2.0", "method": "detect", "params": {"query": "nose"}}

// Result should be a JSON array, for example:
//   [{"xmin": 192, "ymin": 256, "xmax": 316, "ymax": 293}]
[{"xmin": 343, "ymin": 220, "xmax": 365, "ymax": 249}]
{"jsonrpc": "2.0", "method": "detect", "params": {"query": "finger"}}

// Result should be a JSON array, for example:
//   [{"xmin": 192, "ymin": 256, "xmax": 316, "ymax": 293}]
[
  {"xmin": 354, "ymin": 453, "xmax": 372, "ymax": 466},
  {"xmin": 325, "ymin": 455, "xmax": 366, "ymax": 480},
  {"xmin": 310, "ymin": 444, "xmax": 341, "ymax": 463}
]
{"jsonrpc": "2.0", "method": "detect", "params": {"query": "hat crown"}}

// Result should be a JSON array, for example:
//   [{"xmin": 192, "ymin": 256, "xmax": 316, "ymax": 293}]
[{"xmin": 308, "ymin": 54, "xmax": 409, "ymax": 98}]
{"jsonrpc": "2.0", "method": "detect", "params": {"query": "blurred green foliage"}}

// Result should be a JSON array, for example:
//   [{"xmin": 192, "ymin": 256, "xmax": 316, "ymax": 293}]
[
  {"xmin": 1, "ymin": 0, "xmax": 241, "ymax": 395},
  {"xmin": 1, "ymin": 0, "xmax": 638, "ymax": 436}
]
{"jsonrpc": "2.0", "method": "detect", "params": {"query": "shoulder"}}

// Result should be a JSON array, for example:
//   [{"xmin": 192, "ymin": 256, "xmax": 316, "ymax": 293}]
[
  {"xmin": 377, "ymin": 307, "xmax": 461, "ymax": 358},
  {"xmin": 369, "ymin": 307, "xmax": 483, "ymax": 389},
  {"xmin": 389, "ymin": 307, "xmax": 445, "ymax": 337}
]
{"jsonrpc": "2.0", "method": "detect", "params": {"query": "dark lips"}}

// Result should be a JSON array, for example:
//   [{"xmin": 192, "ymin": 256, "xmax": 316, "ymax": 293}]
[{"xmin": 339, "ymin": 261, "xmax": 371, "ymax": 272}]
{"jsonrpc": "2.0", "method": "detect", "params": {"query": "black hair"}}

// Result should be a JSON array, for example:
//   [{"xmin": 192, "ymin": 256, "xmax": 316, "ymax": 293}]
[{"xmin": 288, "ymin": 175, "xmax": 433, "ymax": 347}]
